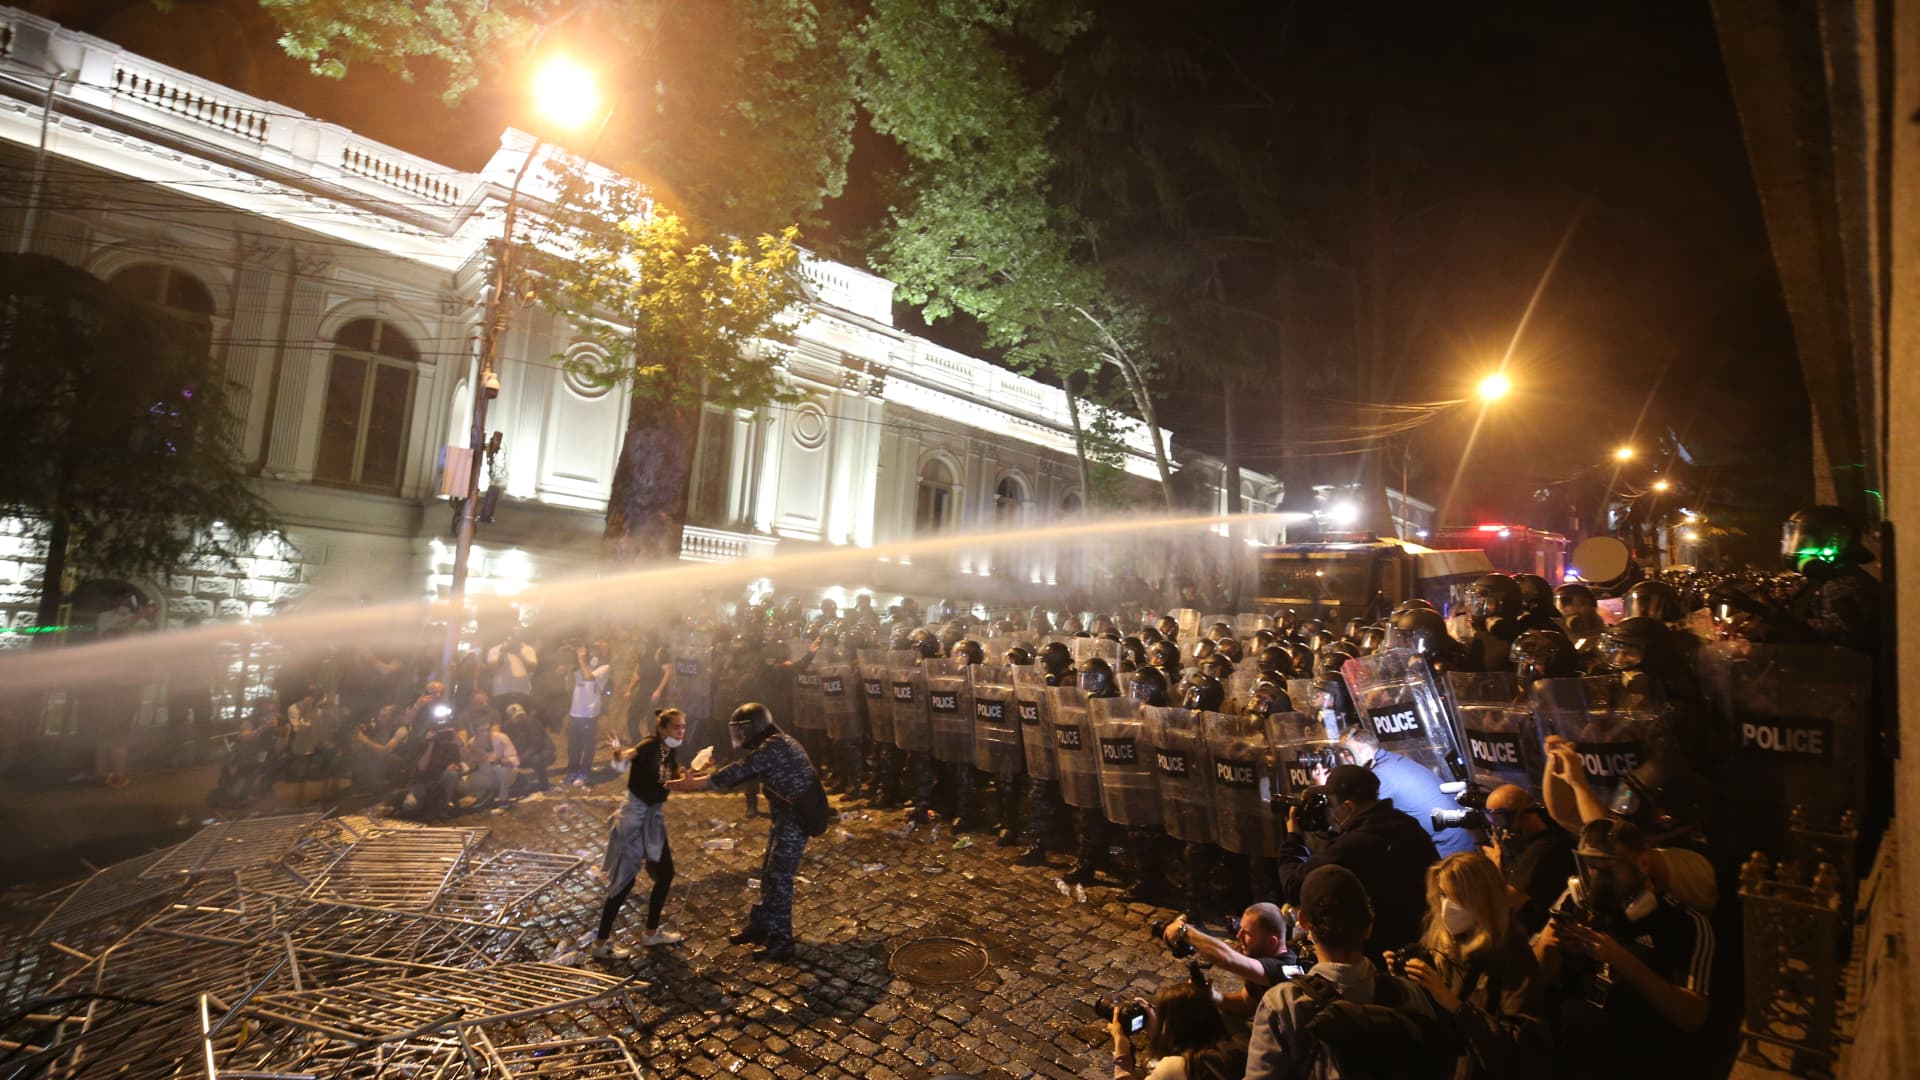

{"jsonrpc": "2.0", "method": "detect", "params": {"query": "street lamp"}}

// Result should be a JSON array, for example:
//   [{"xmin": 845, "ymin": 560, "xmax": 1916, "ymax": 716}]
[
  {"xmin": 443, "ymin": 58, "xmax": 603, "ymax": 678},
  {"xmin": 1477, "ymin": 372, "xmax": 1512, "ymax": 402},
  {"xmin": 1613, "ymin": 446, "xmax": 1635, "ymax": 462},
  {"xmin": 1652, "ymin": 479, "xmax": 1671, "ymax": 493}
]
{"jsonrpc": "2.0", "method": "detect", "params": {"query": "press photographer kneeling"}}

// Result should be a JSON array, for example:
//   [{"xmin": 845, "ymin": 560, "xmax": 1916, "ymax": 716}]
[
  {"xmin": 1109, "ymin": 979, "xmax": 1241, "ymax": 1080},
  {"xmin": 1158, "ymin": 905, "xmax": 1299, "ymax": 1020}
]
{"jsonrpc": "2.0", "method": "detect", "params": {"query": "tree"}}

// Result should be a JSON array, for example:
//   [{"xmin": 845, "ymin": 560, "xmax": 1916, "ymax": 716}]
[
  {"xmin": 0, "ymin": 254, "xmax": 276, "ymax": 631},
  {"xmin": 531, "ymin": 160, "xmax": 808, "ymax": 561}
]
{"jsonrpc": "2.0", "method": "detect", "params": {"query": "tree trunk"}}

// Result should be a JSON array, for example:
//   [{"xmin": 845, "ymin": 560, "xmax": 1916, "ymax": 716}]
[
  {"xmin": 603, "ymin": 392, "xmax": 701, "ymax": 563},
  {"xmin": 1061, "ymin": 369, "xmax": 1095, "ymax": 512},
  {"xmin": 34, "ymin": 513, "xmax": 69, "ymax": 642}
]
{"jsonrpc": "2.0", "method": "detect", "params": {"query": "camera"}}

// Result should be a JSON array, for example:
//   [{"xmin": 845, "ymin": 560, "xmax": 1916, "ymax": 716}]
[
  {"xmin": 1150, "ymin": 918, "xmax": 1197, "ymax": 959},
  {"xmin": 1385, "ymin": 943, "xmax": 1431, "ymax": 978},
  {"xmin": 1090, "ymin": 994, "xmax": 1150, "ymax": 1035},
  {"xmin": 430, "ymin": 703, "xmax": 454, "ymax": 720},
  {"xmin": 1431, "ymin": 807, "xmax": 1487, "ymax": 832},
  {"xmin": 1275, "ymin": 789, "xmax": 1332, "ymax": 833}
]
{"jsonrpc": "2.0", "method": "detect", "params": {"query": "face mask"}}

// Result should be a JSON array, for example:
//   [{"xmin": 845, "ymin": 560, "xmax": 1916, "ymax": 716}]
[
  {"xmin": 664, "ymin": 735, "xmax": 684, "ymax": 749},
  {"xmin": 1441, "ymin": 898, "xmax": 1476, "ymax": 936}
]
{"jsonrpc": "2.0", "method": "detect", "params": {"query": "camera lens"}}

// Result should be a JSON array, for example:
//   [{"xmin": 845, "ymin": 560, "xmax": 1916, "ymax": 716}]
[{"xmin": 1431, "ymin": 807, "xmax": 1487, "ymax": 832}]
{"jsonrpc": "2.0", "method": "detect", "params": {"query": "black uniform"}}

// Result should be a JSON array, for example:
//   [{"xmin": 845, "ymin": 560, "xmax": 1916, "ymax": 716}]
[{"xmin": 711, "ymin": 730, "xmax": 818, "ymax": 949}]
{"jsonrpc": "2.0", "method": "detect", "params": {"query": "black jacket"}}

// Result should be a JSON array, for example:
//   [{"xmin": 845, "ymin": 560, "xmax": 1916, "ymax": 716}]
[{"xmin": 1277, "ymin": 798, "xmax": 1441, "ymax": 958}]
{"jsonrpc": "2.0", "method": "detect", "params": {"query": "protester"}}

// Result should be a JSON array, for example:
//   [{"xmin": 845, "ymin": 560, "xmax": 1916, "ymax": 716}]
[
  {"xmin": 591, "ymin": 708, "xmax": 701, "ymax": 959},
  {"xmin": 1112, "ymin": 981, "xmax": 1241, "ymax": 1080}
]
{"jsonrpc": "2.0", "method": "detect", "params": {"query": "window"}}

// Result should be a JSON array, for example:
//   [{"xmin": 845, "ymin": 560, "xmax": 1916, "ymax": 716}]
[
  {"xmin": 915, "ymin": 457, "xmax": 957, "ymax": 534},
  {"xmin": 994, "ymin": 475, "xmax": 1026, "ymax": 526},
  {"xmin": 109, "ymin": 265, "xmax": 216, "ymax": 458},
  {"xmin": 109, "ymin": 264, "xmax": 216, "ymax": 317},
  {"xmin": 315, "ymin": 319, "xmax": 419, "ymax": 491},
  {"xmin": 689, "ymin": 407, "xmax": 736, "ymax": 526}
]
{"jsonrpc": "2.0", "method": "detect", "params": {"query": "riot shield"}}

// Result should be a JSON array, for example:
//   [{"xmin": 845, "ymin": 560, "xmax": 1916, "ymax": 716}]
[
  {"xmin": 1340, "ymin": 651, "xmax": 1462, "ymax": 785},
  {"xmin": 1048, "ymin": 683, "xmax": 1102, "ymax": 809},
  {"xmin": 1092, "ymin": 696, "xmax": 1162, "ymax": 828},
  {"xmin": 888, "ymin": 648, "xmax": 932, "ymax": 753},
  {"xmin": 1203, "ymin": 711, "xmax": 1282, "ymax": 857},
  {"xmin": 1531, "ymin": 676, "xmax": 1652, "ymax": 785},
  {"xmin": 667, "ymin": 629, "xmax": 714, "ymax": 727},
  {"xmin": 1264, "ymin": 711, "xmax": 1359, "ymax": 798},
  {"xmin": 1236, "ymin": 613, "xmax": 1274, "ymax": 638},
  {"xmin": 819, "ymin": 662, "xmax": 858, "ymax": 741},
  {"xmin": 1143, "ymin": 706, "xmax": 1215, "ymax": 844},
  {"xmin": 926, "ymin": 657, "xmax": 974, "ymax": 763},
  {"xmin": 791, "ymin": 666, "xmax": 826, "ymax": 733},
  {"xmin": 1071, "ymin": 637, "xmax": 1123, "ymax": 667},
  {"xmin": 1013, "ymin": 666, "xmax": 1058, "ymax": 781},
  {"xmin": 856, "ymin": 648, "xmax": 895, "ymax": 745},
  {"xmin": 971, "ymin": 664, "xmax": 1022, "ymax": 773},
  {"xmin": 1698, "ymin": 641, "xmax": 1871, "ymax": 840},
  {"xmin": 1443, "ymin": 671, "xmax": 1542, "ymax": 797},
  {"xmin": 1224, "ymin": 669, "xmax": 1260, "ymax": 714}
]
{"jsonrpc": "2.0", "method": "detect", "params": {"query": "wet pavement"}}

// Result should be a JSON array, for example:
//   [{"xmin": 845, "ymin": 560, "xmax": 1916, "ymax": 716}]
[{"xmin": 1, "ymin": 776, "xmax": 1232, "ymax": 1080}]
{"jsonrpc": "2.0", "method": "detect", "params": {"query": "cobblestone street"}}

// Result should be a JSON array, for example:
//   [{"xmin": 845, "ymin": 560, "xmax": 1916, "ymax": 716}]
[
  {"xmin": 486, "ymin": 782, "xmax": 1198, "ymax": 1080},
  {"xmin": 0, "ymin": 778, "xmax": 1231, "ymax": 1080}
]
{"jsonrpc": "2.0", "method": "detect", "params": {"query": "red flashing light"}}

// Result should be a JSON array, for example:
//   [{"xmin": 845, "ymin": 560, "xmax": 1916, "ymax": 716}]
[{"xmin": 1475, "ymin": 523, "xmax": 1507, "ymax": 532}]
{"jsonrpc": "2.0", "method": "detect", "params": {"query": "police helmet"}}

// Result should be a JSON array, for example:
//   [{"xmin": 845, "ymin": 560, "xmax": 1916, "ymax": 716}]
[
  {"xmin": 1128, "ymin": 665, "xmax": 1170, "ymax": 707},
  {"xmin": 1782, "ymin": 504, "xmax": 1871, "ymax": 570},
  {"xmin": 1554, "ymin": 582, "xmax": 1596, "ymax": 610},
  {"xmin": 1200, "ymin": 652, "xmax": 1235, "ymax": 680},
  {"xmin": 1624, "ymin": 580, "xmax": 1686, "ymax": 623},
  {"xmin": 1342, "ymin": 618, "xmax": 1367, "ymax": 645},
  {"xmin": 950, "ymin": 638, "xmax": 986, "ymax": 666},
  {"xmin": 1120, "ymin": 635, "xmax": 1149, "ymax": 671},
  {"xmin": 1207, "ymin": 621, "xmax": 1234, "ymax": 643},
  {"xmin": 1182, "ymin": 673, "xmax": 1225, "ymax": 712},
  {"xmin": 1252, "ymin": 627, "xmax": 1278, "ymax": 650},
  {"xmin": 1248, "ymin": 677, "xmax": 1293, "ymax": 717},
  {"xmin": 1465, "ymin": 574, "xmax": 1524, "ymax": 622},
  {"xmin": 1147, "ymin": 639, "xmax": 1183, "ymax": 673},
  {"xmin": 1510, "ymin": 628, "xmax": 1578, "ymax": 684},
  {"xmin": 1078, "ymin": 657, "xmax": 1120, "ymax": 698},
  {"xmin": 1388, "ymin": 607, "xmax": 1457, "ymax": 657},
  {"xmin": 1600, "ymin": 616, "xmax": 1667, "ymax": 672},
  {"xmin": 907, "ymin": 626, "xmax": 942, "ymax": 659},
  {"xmin": 1155, "ymin": 614, "xmax": 1180, "ymax": 642},
  {"xmin": 1257, "ymin": 644, "xmax": 1294, "ymax": 679},
  {"xmin": 1316, "ymin": 642, "xmax": 1359, "ymax": 679},
  {"xmin": 728, "ymin": 701, "xmax": 777, "ymax": 748},
  {"xmin": 1005, "ymin": 644, "xmax": 1035, "ymax": 667},
  {"xmin": 1214, "ymin": 636, "xmax": 1244, "ymax": 665},
  {"xmin": 1355, "ymin": 624, "xmax": 1388, "ymax": 655},
  {"xmin": 1611, "ymin": 756, "xmax": 1711, "ymax": 835},
  {"xmin": 1039, "ymin": 641, "xmax": 1075, "ymax": 682},
  {"xmin": 1513, "ymin": 574, "xmax": 1554, "ymax": 617}
]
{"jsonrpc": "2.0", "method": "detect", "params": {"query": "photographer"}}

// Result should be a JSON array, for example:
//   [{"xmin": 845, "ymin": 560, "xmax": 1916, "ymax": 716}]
[
  {"xmin": 1540, "ymin": 743, "xmax": 1717, "ymax": 913},
  {"xmin": 1111, "ymin": 982, "xmax": 1241, "ymax": 1080},
  {"xmin": 1337, "ymin": 722, "xmax": 1476, "ymax": 857},
  {"xmin": 1247, "ymin": 866, "xmax": 1453, "ymax": 1080},
  {"xmin": 1387, "ymin": 853, "xmax": 1549, "ymax": 1080},
  {"xmin": 1534, "ymin": 819, "xmax": 1713, "ymax": 1080},
  {"xmin": 1159, "ymin": 906, "xmax": 1295, "ymax": 1020},
  {"xmin": 1277, "ymin": 765, "xmax": 1439, "ymax": 961},
  {"xmin": 1481, "ymin": 785, "xmax": 1575, "ymax": 934}
]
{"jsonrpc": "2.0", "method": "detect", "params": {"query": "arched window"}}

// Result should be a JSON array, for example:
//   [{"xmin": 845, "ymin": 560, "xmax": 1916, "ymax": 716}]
[
  {"xmin": 315, "ymin": 318, "xmax": 419, "ymax": 491},
  {"xmin": 1061, "ymin": 492, "xmax": 1083, "ymax": 517},
  {"xmin": 915, "ymin": 457, "xmax": 957, "ymax": 535},
  {"xmin": 994, "ymin": 475, "xmax": 1027, "ymax": 526},
  {"xmin": 109, "ymin": 264, "xmax": 216, "ymax": 317}
]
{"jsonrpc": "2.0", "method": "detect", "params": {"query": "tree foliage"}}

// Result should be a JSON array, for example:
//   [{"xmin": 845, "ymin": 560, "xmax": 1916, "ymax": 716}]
[
  {"xmin": 527, "ymin": 156, "xmax": 809, "ymax": 560},
  {"xmin": 0, "ymin": 254, "xmax": 276, "ymax": 625},
  {"xmin": 260, "ymin": 0, "xmax": 858, "ymax": 239}
]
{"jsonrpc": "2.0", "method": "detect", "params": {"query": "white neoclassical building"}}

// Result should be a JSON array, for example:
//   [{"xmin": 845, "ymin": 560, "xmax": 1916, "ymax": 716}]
[{"xmin": 0, "ymin": 5, "xmax": 1300, "ymax": 654}]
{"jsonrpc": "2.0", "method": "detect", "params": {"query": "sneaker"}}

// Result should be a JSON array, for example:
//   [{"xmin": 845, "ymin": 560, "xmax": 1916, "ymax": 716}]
[
  {"xmin": 588, "ymin": 940, "xmax": 633, "ymax": 960},
  {"xmin": 571, "ymin": 777, "xmax": 587, "ymax": 788},
  {"xmin": 641, "ymin": 927, "xmax": 684, "ymax": 947}
]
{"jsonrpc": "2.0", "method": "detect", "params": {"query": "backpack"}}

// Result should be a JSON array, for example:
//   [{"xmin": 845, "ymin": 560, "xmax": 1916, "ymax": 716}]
[
  {"xmin": 768, "ymin": 775, "xmax": 834, "ymax": 837},
  {"xmin": 1283, "ymin": 973, "xmax": 1449, "ymax": 1080}
]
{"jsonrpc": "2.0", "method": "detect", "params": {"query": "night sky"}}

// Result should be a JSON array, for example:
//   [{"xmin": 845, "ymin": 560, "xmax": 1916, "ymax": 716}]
[{"xmin": 23, "ymin": 0, "xmax": 1809, "ymax": 555}]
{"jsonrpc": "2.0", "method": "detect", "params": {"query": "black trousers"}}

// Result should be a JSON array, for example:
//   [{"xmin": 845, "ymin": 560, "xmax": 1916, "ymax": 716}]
[{"xmin": 597, "ymin": 839, "xmax": 676, "ymax": 937}]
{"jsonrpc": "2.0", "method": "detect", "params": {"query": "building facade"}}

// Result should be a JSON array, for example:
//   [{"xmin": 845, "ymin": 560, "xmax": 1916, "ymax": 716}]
[{"xmin": 0, "ymin": 6, "xmax": 1300, "ymax": 661}]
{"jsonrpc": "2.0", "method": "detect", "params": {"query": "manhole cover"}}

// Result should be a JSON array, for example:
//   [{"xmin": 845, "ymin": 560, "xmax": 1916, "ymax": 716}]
[{"xmin": 889, "ymin": 937, "xmax": 990, "ymax": 985}]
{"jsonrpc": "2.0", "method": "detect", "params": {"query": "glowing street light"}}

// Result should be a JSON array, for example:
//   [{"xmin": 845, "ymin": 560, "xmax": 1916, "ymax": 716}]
[
  {"xmin": 446, "ymin": 54, "xmax": 605, "ymax": 678},
  {"xmin": 1652, "ymin": 479, "xmax": 1671, "ymax": 493},
  {"xmin": 531, "ymin": 55, "xmax": 602, "ymax": 130},
  {"xmin": 1326, "ymin": 501, "xmax": 1360, "ymax": 528},
  {"xmin": 1478, "ymin": 372, "xmax": 1512, "ymax": 402},
  {"xmin": 1613, "ymin": 446, "xmax": 1635, "ymax": 462}
]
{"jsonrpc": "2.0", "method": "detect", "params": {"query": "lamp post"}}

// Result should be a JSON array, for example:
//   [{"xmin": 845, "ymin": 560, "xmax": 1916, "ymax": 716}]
[{"xmin": 442, "ymin": 57, "xmax": 602, "ymax": 680}]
